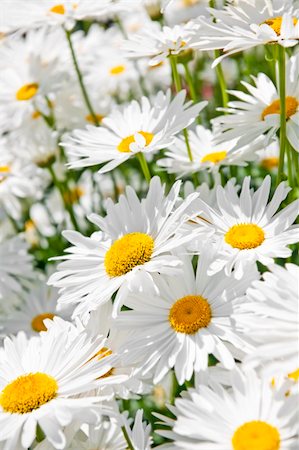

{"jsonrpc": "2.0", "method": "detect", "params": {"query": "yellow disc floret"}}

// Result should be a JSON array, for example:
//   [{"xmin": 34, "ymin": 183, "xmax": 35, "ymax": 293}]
[
  {"xmin": 169, "ymin": 295, "xmax": 212, "ymax": 334},
  {"xmin": 31, "ymin": 313, "xmax": 55, "ymax": 332},
  {"xmin": 288, "ymin": 368, "xmax": 299, "ymax": 382},
  {"xmin": 232, "ymin": 421, "xmax": 280, "ymax": 450},
  {"xmin": 261, "ymin": 97, "xmax": 298, "ymax": 121},
  {"xmin": 16, "ymin": 83, "xmax": 39, "ymax": 101},
  {"xmin": 201, "ymin": 151, "xmax": 227, "ymax": 164},
  {"xmin": 225, "ymin": 223, "xmax": 265, "ymax": 250},
  {"xmin": 260, "ymin": 157, "xmax": 279, "ymax": 170},
  {"xmin": 104, "ymin": 232, "xmax": 154, "ymax": 277},
  {"xmin": 262, "ymin": 16, "xmax": 298, "ymax": 36},
  {"xmin": 0, "ymin": 372, "xmax": 58, "ymax": 414},
  {"xmin": 109, "ymin": 65, "xmax": 126, "ymax": 75},
  {"xmin": 49, "ymin": 4, "xmax": 65, "ymax": 14},
  {"xmin": 85, "ymin": 113, "xmax": 104, "ymax": 124},
  {"xmin": 117, "ymin": 131, "xmax": 154, "ymax": 153}
]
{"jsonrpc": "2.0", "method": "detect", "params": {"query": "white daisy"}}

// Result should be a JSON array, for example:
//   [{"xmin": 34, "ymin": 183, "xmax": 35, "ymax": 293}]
[
  {"xmin": 63, "ymin": 90, "xmax": 207, "ymax": 173},
  {"xmin": 48, "ymin": 177, "xmax": 202, "ymax": 320},
  {"xmin": 212, "ymin": 53, "xmax": 299, "ymax": 151},
  {"xmin": 257, "ymin": 138, "xmax": 280, "ymax": 170},
  {"xmin": 158, "ymin": 125, "xmax": 262, "ymax": 177},
  {"xmin": 119, "ymin": 409, "xmax": 153, "ymax": 450},
  {"xmin": 0, "ymin": 324, "xmax": 118, "ymax": 450},
  {"xmin": 193, "ymin": 175, "xmax": 299, "ymax": 279},
  {"xmin": 0, "ymin": 233, "xmax": 33, "ymax": 300},
  {"xmin": 116, "ymin": 247, "xmax": 259, "ymax": 385},
  {"xmin": 156, "ymin": 366, "xmax": 299, "ymax": 450},
  {"xmin": 242, "ymin": 263, "xmax": 299, "ymax": 383},
  {"xmin": 191, "ymin": 0, "xmax": 299, "ymax": 67}
]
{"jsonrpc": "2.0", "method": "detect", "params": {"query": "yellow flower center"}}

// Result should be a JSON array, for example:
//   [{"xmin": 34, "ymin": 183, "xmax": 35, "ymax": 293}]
[
  {"xmin": 288, "ymin": 368, "xmax": 299, "ymax": 382},
  {"xmin": 169, "ymin": 295, "xmax": 212, "ymax": 334},
  {"xmin": 104, "ymin": 232, "xmax": 154, "ymax": 277},
  {"xmin": 201, "ymin": 151, "xmax": 227, "ymax": 164},
  {"xmin": 261, "ymin": 96, "xmax": 298, "ymax": 120},
  {"xmin": 225, "ymin": 223, "xmax": 265, "ymax": 250},
  {"xmin": 262, "ymin": 16, "xmax": 298, "ymax": 36},
  {"xmin": 182, "ymin": 0, "xmax": 199, "ymax": 6},
  {"xmin": 31, "ymin": 313, "xmax": 55, "ymax": 332},
  {"xmin": 0, "ymin": 373, "xmax": 58, "ymax": 414},
  {"xmin": 32, "ymin": 110, "xmax": 41, "ymax": 119},
  {"xmin": 109, "ymin": 65, "xmax": 126, "ymax": 75},
  {"xmin": 0, "ymin": 165, "xmax": 10, "ymax": 174},
  {"xmin": 85, "ymin": 113, "xmax": 104, "ymax": 124},
  {"xmin": 117, "ymin": 131, "xmax": 154, "ymax": 153},
  {"xmin": 49, "ymin": 4, "xmax": 65, "ymax": 14},
  {"xmin": 16, "ymin": 83, "xmax": 39, "ymax": 101},
  {"xmin": 62, "ymin": 186, "xmax": 84, "ymax": 205},
  {"xmin": 261, "ymin": 157, "xmax": 279, "ymax": 169},
  {"xmin": 232, "ymin": 421, "xmax": 280, "ymax": 450}
]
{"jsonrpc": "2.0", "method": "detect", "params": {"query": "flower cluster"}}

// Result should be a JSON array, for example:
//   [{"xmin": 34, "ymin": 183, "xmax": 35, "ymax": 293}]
[{"xmin": 0, "ymin": 1, "xmax": 298, "ymax": 449}]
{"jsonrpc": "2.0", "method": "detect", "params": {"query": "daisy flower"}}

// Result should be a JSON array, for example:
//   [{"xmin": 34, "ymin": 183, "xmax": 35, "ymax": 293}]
[
  {"xmin": 0, "ymin": 271, "xmax": 72, "ymax": 337},
  {"xmin": 212, "ymin": 53, "xmax": 299, "ymax": 151},
  {"xmin": 119, "ymin": 409, "xmax": 153, "ymax": 450},
  {"xmin": 63, "ymin": 90, "xmax": 207, "ymax": 174},
  {"xmin": 123, "ymin": 22, "xmax": 197, "ymax": 65},
  {"xmin": 48, "ymin": 177, "xmax": 202, "ymax": 320},
  {"xmin": 257, "ymin": 138, "xmax": 280, "ymax": 171},
  {"xmin": 193, "ymin": 175, "xmax": 299, "ymax": 279},
  {"xmin": 191, "ymin": 0, "xmax": 299, "ymax": 67},
  {"xmin": 116, "ymin": 247, "xmax": 259, "ymax": 385},
  {"xmin": 158, "ymin": 125, "xmax": 263, "ymax": 177},
  {"xmin": 156, "ymin": 366, "xmax": 299, "ymax": 450},
  {"xmin": 242, "ymin": 263, "xmax": 299, "ymax": 382},
  {"xmin": 0, "ymin": 234, "xmax": 33, "ymax": 300},
  {"xmin": 0, "ymin": 324, "xmax": 118, "ymax": 450}
]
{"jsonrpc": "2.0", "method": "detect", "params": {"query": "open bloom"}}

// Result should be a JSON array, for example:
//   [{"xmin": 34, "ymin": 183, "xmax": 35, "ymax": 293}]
[
  {"xmin": 212, "ymin": 54, "xmax": 299, "ymax": 151},
  {"xmin": 48, "ymin": 177, "xmax": 202, "ymax": 320},
  {"xmin": 156, "ymin": 366, "xmax": 299, "ymax": 450},
  {"xmin": 0, "ymin": 324, "xmax": 118, "ymax": 450},
  {"xmin": 116, "ymin": 248, "xmax": 259, "ymax": 385},
  {"xmin": 192, "ymin": 176, "xmax": 299, "ymax": 279},
  {"xmin": 63, "ymin": 90, "xmax": 206, "ymax": 173},
  {"xmin": 191, "ymin": 0, "xmax": 299, "ymax": 66}
]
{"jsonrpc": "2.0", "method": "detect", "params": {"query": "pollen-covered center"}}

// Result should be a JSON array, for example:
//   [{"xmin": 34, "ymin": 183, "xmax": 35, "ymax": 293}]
[
  {"xmin": 16, "ymin": 83, "xmax": 39, "ymax": 101},
  {"xmin": 261, "ymin": 157, "xmax": 279, "ymax": 170},
  {"xmin": 169, "ymin": 295, "xmax": 212, "ymax": 334},
  {"xmin": 0, "ymin": 372, "xmax": 58, "ymax": 414},
  {"xmin": 262, "ymin": 16, "xmax": 298, "ymax": 36},
  {"xmin": 232, "ymin": 421, "xmax": 280, "ymax": 450},
  {"xmin": 288, "ymin": 368, "xmax": 299, "ymax": 382},
  {"xmin": 85, "ymin": 113, "xmax": 104, "ymax": 124},
  {"xmin": 109, "ymin": 65, "xmax": 126, "ymax": 75},
  {"xmin": 201, "ymin": 151, "xmax": 227, "ymax": 164},
  {"xmin": 49, "ymin": 4, "xmax": 65, "ymax": 14},
  {"xmin": 117, "ymin": 131, "xmax": 154, "ymax": 153},
  {"xmin": 104, "ymin": 232, "xmax": 154, "ymax": 277},
  {"xmin": 31, "ymin": 313, "xmax": 55, "ymax": 332},
  {"xmin": 225, "ymin": 223, "xmax": 265, "ymax": 250},
  {"xmin": 261, "ymin": 96, "xmax": 298, "ymax": 120}
]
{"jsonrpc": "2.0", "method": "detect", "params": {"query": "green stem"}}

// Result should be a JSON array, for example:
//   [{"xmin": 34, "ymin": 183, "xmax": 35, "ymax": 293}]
[
  {"xmin": 36, "ymin": 424, "xmax": 45, "ymax": 443},
  {"xmin": 170, "ymin": 55, "xmax": 194, "ymax": 161},
  {"xmin": 121, "ymin": 426, "xmax": 135, "ymax": 450},
  {"xmin": 48, "ymin": 166, "xmax": 80, "ymax": 231},
  {"xmin": 64, "ymin": 28, "xmax": 99, "ymax": 126},
  {"xmin": 136, "ymin": 152, "xmax": 151, "ymax": 184},
  {"xmin": 183, "ymin": 62, "xmax": 197, "ymax": 102},
  {"xmin": 286, "ymin": 142, "xmax": 294, "ymax": 187},
  {"xmin": 292, "ymin": 147, "xmax": 299, "ymax": 187},
  {"xmin": 277, "ymin": 45, "xmax": 286, "ymax": 186},
  {"xmin": 214, "ymin": 51, "xmax": 229, "ymax": 109}
]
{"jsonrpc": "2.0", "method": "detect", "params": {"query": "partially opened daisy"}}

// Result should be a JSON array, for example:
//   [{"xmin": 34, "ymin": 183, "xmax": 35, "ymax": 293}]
[
  {"xmin": 48, "ymin": 177, "xmax": 202, "ymax": 320},
  {"xmin": 158, "ymin": 125, "xmax": 262, "ymax": 177},
  {"xmin": 242, "ymin": 263, "xmax": 299, "ymax": 382},
  {"xmin": 193, "ymin": 175, "xmax": 299, "ymax": 279},
  {"xmin": 212, "ymin": 53, "xmax": 299, "ymax": 151},
  {"xmin": 191, "ymin": 0, "xmax": 299, "ymax": 67},
  {"xmin": 0, "ymin": 324, "xmax": 118, "ymax": 450},
  {"xmin": 116, "ymin": 247, "xmax": 259, "ymax": 385},
  {"xmin": 156, "ymin": 366, "xmax": 299, "ymax": 450},
  {"xmin": 63, "ymin": 90, "xmax": 207, "ymax": 173}
]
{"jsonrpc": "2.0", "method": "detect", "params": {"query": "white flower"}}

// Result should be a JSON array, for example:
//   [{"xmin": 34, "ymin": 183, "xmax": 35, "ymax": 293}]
[
  {"xmin": 119, "ymin": 409, "xmax": 152, "ymax": 450},
  {"xmin": 158, "ymin": 125, "xmax": 263, "ymax": 177},
  {"xmin": 191, "ymin": 0, "xmax": 299, "ymax": 66},
  {"xmin": 0, "ymin": 323, "xmax": 118, "ymax": 450},
  {"xmin": 116, "ymin": 248, "xmax": 259, "ymax": 385},
  {"xmin": 156, "ymin": 366, "xmax": 299, "ymax": 450},
  {"xmin": 123, "ymin": 22, "xmax": 197, "ymax": 65},
  {"xmin": 48, "ymin": 177, "xmax": 202, "ymax": 320},
  {"xmin": 0, "ymin": 234, "xmax": 33, "ymax": 300},
  {"xmin": 242, "ymin": 263, "xmax": 299, "ymax": 382},
  {"xmin": 212, "ymin": 54, "xmax": 299, "ymax": 151},
  {"xmin": 63, "ymin": 90, "xmax": 207, "ymax": 173},
  {"xmin": 193, "ymin": 176, "xmax": 299, "ymax": 279},
  {"xmin": 257, "ymin": 138, "xmax": 280, "ymax": 170}
]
